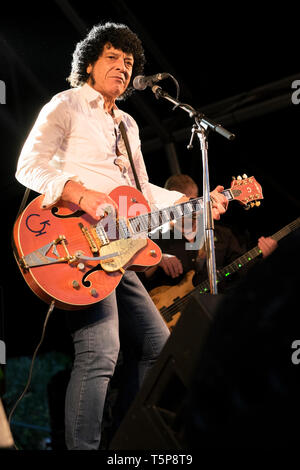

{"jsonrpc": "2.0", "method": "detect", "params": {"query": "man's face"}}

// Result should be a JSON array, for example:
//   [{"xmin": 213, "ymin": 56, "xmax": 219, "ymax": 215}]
[{"xmin": 87, "ymin": 43, "xmax": 134, "ymax": 100}]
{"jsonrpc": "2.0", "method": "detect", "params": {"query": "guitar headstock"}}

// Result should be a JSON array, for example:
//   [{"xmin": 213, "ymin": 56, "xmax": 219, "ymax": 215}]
[{"xmin": 230, "ymin": 174, "xmax": 263, "ymax": 209}]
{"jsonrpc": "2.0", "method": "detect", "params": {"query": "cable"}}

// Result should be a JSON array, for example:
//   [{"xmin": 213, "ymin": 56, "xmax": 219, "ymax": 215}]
[
  {"xmin": 166, "ymin": 73, "xmax": 180, "ymax": 101},
  {"xmin": 7, "ymin": 300, "xmax": 55, "ymax": 450}
]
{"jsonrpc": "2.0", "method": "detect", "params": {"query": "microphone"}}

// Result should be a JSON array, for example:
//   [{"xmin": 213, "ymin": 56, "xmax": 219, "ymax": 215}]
[{"xmin": 133, "ymin": 73, "xmax": 169, "ymax": 90}]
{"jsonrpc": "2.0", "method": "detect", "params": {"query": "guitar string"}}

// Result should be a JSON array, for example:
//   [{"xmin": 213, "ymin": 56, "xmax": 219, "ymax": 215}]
[
  {"xmin": 30, "ymin": 187, "xmax": 237, "ymax": 254},
  {"xmin": 159, "ymin": 218, "xmax": 300, "ymax": 323}
]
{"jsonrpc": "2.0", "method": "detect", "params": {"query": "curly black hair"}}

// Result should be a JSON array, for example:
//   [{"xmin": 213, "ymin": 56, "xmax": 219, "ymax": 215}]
[{"xmin": 67, "ymin": 22, "xmax": 146, "ymax": 100}]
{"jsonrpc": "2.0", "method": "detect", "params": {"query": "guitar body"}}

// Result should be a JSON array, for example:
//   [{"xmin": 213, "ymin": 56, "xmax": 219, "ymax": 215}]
[
  {"xmin": 13, "ymin": 186, "xmax": 162, "ymax": 310},
  {"xmin": 149, "ymin": 270, "xmax": 195, "ymax": 330}
]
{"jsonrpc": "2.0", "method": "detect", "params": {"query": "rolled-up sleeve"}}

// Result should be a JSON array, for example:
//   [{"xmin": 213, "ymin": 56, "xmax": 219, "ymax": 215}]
[{"xmin": 15, "ymin": 96, "xmax": 80, "ymax": 207}]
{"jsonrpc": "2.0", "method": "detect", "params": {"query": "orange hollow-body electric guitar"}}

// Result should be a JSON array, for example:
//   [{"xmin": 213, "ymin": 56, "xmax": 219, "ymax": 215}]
[{"xmin": 12, "ymin": 177, "xmax": 263, "ymax": 310}]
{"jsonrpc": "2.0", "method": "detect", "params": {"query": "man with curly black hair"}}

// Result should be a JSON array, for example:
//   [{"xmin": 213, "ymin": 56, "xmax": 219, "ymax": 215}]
[
  {"xmin": 15, "ymin": 22, "xmax": 228, "ymax": 450},
  {"xmin": 67, "ymin": 22, "xmax": 145, "ymax": 100}
]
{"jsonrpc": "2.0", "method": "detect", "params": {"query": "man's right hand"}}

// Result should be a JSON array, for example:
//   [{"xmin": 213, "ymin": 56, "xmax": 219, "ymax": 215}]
[
  {"xmin": 61, "ymin": 180, "xmax": 117, "ymax": 220},
  {"xmin": 160, "ymin": 254, "xmax": 183, "ymax": 278},
  {"xmin": 79, "ymin": 189, "xmax": 117, "ymax": 220}
]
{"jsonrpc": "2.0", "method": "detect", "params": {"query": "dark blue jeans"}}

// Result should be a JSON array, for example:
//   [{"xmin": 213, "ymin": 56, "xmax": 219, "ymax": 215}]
[{"xmin": 64, "ymin": 271, "xmax": 170, "ymax": 450}]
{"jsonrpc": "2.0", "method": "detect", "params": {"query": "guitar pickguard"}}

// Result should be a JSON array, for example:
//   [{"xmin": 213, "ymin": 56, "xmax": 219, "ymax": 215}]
[{"xmin": 100, "ymin": 237, "xmax": 148, "ymax": 272}]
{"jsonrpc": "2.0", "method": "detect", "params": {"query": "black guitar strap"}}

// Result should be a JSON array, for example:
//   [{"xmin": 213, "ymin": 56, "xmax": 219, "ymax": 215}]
[
  {"xmin": 119, "ymin": 120, "xmax": 142, "ymax": 193},
  {"xmin": 16, "ymin": 187, "xmax": 31, "ymax": 220}
]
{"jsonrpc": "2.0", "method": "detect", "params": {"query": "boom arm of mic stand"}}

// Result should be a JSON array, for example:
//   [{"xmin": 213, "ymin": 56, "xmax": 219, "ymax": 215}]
[{"xmin": 151, "ymin": 85, "xmax": 235, "ymax": 141}]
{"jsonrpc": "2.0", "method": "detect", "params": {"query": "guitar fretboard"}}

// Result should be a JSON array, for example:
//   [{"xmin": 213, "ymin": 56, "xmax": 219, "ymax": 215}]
[
  {"xmin": 198, "ymin": 216, "xmax": 300, "ymax": 293},
  {"xmin": 160, "ymin": 216, "xmax": 300, "ymax": 322},
  {"xmin": 128, "ymin": 189, "xmax": 234, "ymax": 236}
]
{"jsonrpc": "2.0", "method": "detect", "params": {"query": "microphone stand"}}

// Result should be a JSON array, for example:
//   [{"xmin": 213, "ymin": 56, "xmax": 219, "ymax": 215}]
[{"xmin": 151, "ymin": 85, "xmax": 235, "ymax": 294}]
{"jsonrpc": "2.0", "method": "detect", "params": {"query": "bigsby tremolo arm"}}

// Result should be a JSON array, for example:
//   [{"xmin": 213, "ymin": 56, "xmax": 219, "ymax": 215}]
[{"xmin": 19, "ymin": 235, "xmax": 77, "ymax": 270}]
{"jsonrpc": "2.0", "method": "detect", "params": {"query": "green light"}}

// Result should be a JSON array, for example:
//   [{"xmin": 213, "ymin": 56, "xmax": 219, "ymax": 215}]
[
  {"xmin": 225, "ymin": 272, "xmax": 230, "ymax": 277},
  {"xmin": 238, "ymin": 264, "xmax": 242, "ymax": 268},
  {"xmin": 248, "ymin": 257, "xmax": 252, "ymax": 261}
]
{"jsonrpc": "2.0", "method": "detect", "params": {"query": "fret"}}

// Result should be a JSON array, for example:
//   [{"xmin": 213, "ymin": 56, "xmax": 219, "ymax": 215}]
[
  {"xmin": 150, "ymin": 212, "xmax": 160, "ymax": 230},
  {"xmin": 139, "ymin": 213, "xmax": 148, "ymax": 231},
  {"xmin": 133, "ymin": 218, "xmax": 145, "ymax": 233},
  {"xmin": 118, "ymin": 218, "xmax": 130, "ymax": 239},
  {"xmin": 190, "ymin": 198, "xmax": 203, "ymax": 211},
  {"xmin": 129, "ymin": 217, "xmax": 139, "ymax": 233},
  {"xmin": 161, "ymin": 209, "xmax": 169, "ymax": 223},
  {"xmin": 183, "ymin": 203, "xmax": 193, "ymax": 215},
  {"xmin": 222, "ymin": 189, "xmax": 234, "ymax": 201},
  {"xmin": 173, "ymin": 205, "xmax": 183, "ymax": 218}
]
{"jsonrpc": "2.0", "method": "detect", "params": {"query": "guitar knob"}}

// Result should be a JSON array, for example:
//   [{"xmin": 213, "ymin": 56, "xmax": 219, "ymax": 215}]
[
  {"xmin": 232, "ymin": 176, "xmax": 236, "ymax": 180},
  {"xmin": 255, "ymin": 201, "xmax": 261, "ymax": 207},
  {"xmin": 72, "ymin": 280, "xmax": 80, "ymax": 290},
  {"xmin": 237, "ymin": 175, "xmax": 242, "ymax": 180},
  {"xmin": 77, "ymin": 262, "xmax": 85, "ymax": 271},
  {"xmin": 242, "ymin": 174, "xmax": 248, "ymax": 179},
  {"xmin": 250, "ymin": 202, "xmax": 255, "ymax": 208},
  {"xmin": 150, "ymin": 249, "xmax": 157, "ymax": 257},
  {"xmin": 90, "ymin": 288, "xmax": 98, "ymax": 297},
  {"xmin": 243, "ymin": 203, "xmax": 250, "ymax": 210}
]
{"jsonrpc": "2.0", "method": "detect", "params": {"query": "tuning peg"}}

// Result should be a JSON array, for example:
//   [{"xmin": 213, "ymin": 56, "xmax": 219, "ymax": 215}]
[
  {"xmin": 242, "ymin": 174, "xmax": 248, "ymax": 179},
  {"xmin": 237, "ymin": 175, "xmax": 242, "ymax": 180},
  {"xmin": 255, "ymin": 201, "xmax": 261, "ymax": 207}
]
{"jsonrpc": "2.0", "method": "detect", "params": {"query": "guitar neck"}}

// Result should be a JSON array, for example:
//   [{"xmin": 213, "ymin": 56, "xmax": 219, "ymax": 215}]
[
  {"xmin": 128, "ymin": 189, "xmax": 234, "ymax": 236},
  {"xmin": 160, "ymin": 217, "xmax": 300, "ymax": 322},
  {"xmin": 197, "ymin": 216, "xmax": 300, "ymax": 294}
]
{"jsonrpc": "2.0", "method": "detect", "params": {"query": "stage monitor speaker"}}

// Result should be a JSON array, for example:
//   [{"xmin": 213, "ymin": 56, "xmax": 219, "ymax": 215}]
[{"xmin": 109, "ymin": 292, "xmax": 223, "ymax": 450}]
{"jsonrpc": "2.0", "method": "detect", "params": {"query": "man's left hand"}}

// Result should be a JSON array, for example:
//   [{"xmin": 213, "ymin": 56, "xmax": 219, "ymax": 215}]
[{"xmin": 210, "ymin": 186, "xmax": 228, "ymax": 220}]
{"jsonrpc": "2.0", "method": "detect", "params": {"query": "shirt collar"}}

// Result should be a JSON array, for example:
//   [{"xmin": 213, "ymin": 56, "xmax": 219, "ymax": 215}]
[
  {"xmin": 80, "ymin": 83, "xmax": 124, "ymax": 123},
  {"xmin": 80, "ymin": 82, "xmax": 102, "ymax": 103}
]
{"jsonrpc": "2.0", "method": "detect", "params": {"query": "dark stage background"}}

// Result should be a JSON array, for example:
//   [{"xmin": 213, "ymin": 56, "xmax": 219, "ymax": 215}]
[{"xmin": 0, "ymin": 2, "xmax": 299, "ymax": 358}]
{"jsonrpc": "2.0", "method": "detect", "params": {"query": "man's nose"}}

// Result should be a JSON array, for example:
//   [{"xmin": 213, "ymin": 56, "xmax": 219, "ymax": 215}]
[{"xmin": 116, "ymin": 57, "xmax": 127, "ymax": 71}]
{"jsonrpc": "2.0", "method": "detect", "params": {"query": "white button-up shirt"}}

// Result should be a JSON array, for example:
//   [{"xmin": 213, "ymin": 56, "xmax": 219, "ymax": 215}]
[{"xmin": 16, "ymin": 83, "xmax": 183, "ymax": 210}]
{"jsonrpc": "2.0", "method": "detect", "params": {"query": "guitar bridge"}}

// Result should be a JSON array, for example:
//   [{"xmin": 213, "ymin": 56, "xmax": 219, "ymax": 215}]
[{"xmin": 78, "ymin": 223, "xmax": 99, "ymax": 254}]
